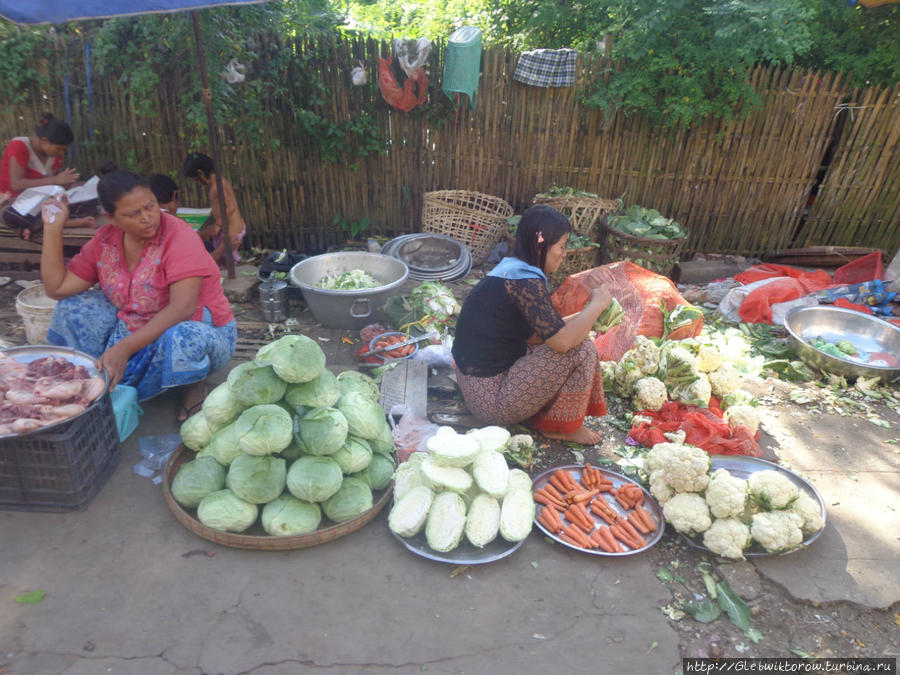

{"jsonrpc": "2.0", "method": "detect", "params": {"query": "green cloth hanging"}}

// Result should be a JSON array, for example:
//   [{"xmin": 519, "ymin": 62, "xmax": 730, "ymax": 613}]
[{"xmin": 442, "ymin": 26, "xmax": 482, "ymax": 109}]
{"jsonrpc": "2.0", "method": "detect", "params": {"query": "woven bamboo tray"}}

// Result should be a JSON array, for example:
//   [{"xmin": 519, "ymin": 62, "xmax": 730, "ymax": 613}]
[
  {"xmin": 162, "ymin": 445, "xmax": 392, "ymax": 551},
  {"xmin": 602, "ymin": 222, "xmax": 687, "ymax": 277},
  {"xmin": 532, "ymin": 195, "xmax": 619, "ymax": 234},
  {"xmin": 422, "ymin": 190, "xmax": 514, "ymax": 265}
]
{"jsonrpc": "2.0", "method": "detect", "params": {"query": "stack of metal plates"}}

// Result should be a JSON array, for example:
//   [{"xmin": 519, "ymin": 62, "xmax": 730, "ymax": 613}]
[{"xmin": 381, "ymin": 233, "xmax": 472, "ymax": 282}]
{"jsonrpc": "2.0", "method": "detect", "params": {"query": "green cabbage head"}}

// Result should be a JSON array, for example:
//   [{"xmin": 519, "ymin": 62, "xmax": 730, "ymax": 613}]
[
  {"xmin": 336, "ymin": 391, "xmax": 386, "ymax": 440},
  {"xmin": 286, "ymin": 455, "xmax": 344, "ymax": 502},
  {"xmin": 227, "ymin": 362, "xmax": 287, "ymax": 405},
  {"xmin": 202, "ymin": 381, "xmax": 248, "ymax": 429},
  {"xmin": 255, "ymin": 334, "xmax": 326, "ymax": 384},
  {"xmin": 226, "ymin": 453, "xmax": 286, "ymax": 504},
  {"xmin": 333, "ymin": 436, "xmax": 373, "ymax": 474},
  {"xmin": 336, "ymin": 370, "xmax": 380, "ymax": 399},
  {"xmin": 352, "ymin": 453, "xmax": 394, "ymax": 490},
  {"xmin": 369, "ymin": 420, "xmax": 395, "ymax": 456},
  {"xmin": 297, "ymin": 407, "xmax": 348, "ymax": 456},
  {"xmin": 180, "ymin": 410, "xmax": 215, "ymax": 451},
  {"xmin": 323, "ymin": 476, "xmax": 373, "ymax": 523},
  {"xmin": 234, "ymin": 404, "xmax": 293, "ymax": 456},
  {"xmin": 261, "ymin": 493, "xmax": 322, "ymax": 536},
  {"xmin": 197, "ymin": 489, "xmax": 258, "ymax": 532},
  {"xmin": 197, "ymin": 421, "xmax": 243, "ymax": 466},
  {"xmin": 284, "ymin": 369, "xmax": 341, "ymax": 409},
  {"xmin": 171, "ymin": 455, "xmax": 226, "ymax": 508}
]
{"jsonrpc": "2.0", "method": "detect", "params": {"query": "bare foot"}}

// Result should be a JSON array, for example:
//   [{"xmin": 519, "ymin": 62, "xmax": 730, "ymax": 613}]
[
  {"xmin": 177, "ymin": 380, "xmax": 208, "ymax": 422},
  {"xmin": 541, "ymin": 425, "xmax": 603, "ymax": 446}
]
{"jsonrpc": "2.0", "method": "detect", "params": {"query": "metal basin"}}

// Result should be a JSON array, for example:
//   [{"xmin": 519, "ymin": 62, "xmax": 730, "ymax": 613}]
[
  {"xmin": 290, "ymin": 252, "xmax": 409, "ymax": 329},
  {"xmin": 784, "ymin": 306, "xmax": 900, "ymax": 383}
]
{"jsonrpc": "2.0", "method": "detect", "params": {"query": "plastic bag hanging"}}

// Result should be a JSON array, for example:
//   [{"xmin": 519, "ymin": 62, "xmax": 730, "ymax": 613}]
[
  {"xmin": 394, "ymin": 38, "xmax": 433, "ymax": 78},
  {"xmin": 442, "ymin": 26, "xmax": 482, "ymax": 109},
  {"xmin": 378, "ymin": 56, "xmax": 428, "ymax": 112},
  {"xmin": 221, "ymin": 58, "xmax": 247, "ymax": 84},
  {"xmin": 351, "ymin": 60, "xmax": 367, "ymax": 86}
]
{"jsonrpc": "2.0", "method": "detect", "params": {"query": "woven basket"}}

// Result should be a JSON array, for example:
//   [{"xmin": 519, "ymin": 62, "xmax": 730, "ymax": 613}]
[
  {"xmin": 602, "ymin": 222, "xmax": 687, "ymax": 277},
  {"xmin": 549, "ymin": 245, "xmax": 601, "ymax": 287},
  {"xmin": 532, "ymin": 195, "xmax": 619, "ymax": 234},
  {"xmin": 422, "ymin": 190, "xmax": 514, "ymax": 265},
  {"xmin": 162, "ymin": 445, "xmax": 393, "ymax": 551}
]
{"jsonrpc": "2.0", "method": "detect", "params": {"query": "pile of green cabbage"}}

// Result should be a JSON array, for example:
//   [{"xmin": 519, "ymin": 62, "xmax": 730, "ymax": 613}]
[
  {"xmin": 388, "ymin": 425, "xmax": 535, "ymax": 552},
  {"xmin": 175, "ymin": 333, "xmax": 395, "ymax": 536}
]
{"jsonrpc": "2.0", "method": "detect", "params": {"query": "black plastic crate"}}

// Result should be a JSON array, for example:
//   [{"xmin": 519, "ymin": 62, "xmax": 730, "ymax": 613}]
[{"xmin": 0, "ymin": 392, "xmax": 121, "ymax": 512}]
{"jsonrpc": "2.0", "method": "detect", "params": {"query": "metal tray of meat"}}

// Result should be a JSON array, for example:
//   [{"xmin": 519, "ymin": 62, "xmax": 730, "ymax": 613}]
[
  {"xmin": 532, "ymin": 465, "xmax": 664, "ymax": 556},
  {"xmin": 680, "ymin": 455, "xmax": 827, "ymax": 557},
  {"xmin": 388, "ymin": 503, "xmax": 526, "ymax": 565},
  {"xmin": 0, "ymin": 345, "xmax": 109, "ymax": 439}
]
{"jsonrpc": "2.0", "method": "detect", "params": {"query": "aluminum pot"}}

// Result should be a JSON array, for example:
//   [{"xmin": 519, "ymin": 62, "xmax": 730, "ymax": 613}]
[
  {"xmin": 289, "ymin": 252, "xmax": 409, "ymax": 329},
  {"xmin": 784, "ymin": 305, "xmax": 900, "ymax": 383}
]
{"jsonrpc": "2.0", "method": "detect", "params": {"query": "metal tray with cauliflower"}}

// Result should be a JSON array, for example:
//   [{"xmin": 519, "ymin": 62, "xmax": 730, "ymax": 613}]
[
  {"xmin": 532, "ymin": 465, "xmax": 665, "ymax": 556},
  {"xmin": 680, "ymin": 456, "xmax": 827, "ymax": 557}
]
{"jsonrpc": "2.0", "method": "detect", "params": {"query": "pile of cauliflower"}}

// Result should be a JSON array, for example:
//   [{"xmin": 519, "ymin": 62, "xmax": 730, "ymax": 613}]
[
  {"xmin": 599, "ymin": 331, "xmax": 762, "ymax": 436},
  {"xmin": 645, "ymin": 441, "xmax": 824, "ymax": 558}
]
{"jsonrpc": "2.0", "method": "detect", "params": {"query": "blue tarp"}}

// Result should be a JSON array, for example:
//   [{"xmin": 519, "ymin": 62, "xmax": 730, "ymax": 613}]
[{"xmin": 0, "ymin": 1, "xmax": 267, "ymax": 24}]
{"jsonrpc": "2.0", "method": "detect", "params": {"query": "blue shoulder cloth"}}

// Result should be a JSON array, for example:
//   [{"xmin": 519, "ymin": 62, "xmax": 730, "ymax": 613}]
[{"xmin": 487, "ymin": 256, "xmax": 547, "ymax": 283}]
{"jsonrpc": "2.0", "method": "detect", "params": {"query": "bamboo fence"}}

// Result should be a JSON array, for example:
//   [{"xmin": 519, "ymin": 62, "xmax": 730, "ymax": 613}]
[{"xmin": 1, "ymin": 34, "xmax": 897, "ymax": 258}]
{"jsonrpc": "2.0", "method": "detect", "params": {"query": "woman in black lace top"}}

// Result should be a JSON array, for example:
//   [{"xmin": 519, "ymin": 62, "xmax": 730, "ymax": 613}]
[{"xmin": 452, "ymin": 205, "xmax": 612, "ymax": 445}]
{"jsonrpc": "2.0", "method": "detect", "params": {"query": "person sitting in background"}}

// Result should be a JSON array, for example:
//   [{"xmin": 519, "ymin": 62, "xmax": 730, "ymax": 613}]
[
  {"xmin": 183, "ymin": 152, "xmax": 245, "ymax": 266},
  {"xmin": 39, "ymin": 169, "xmax": 236, "ymax": 422},
  {"xmin": 0, "ymin": 113, "xmax": 97, "ymax": 240},
  {"xmin": 451, "ymin": 204, "xmax": 612, "ymax": 445},
  {"xmin": 149, "ymin": 173, "xmax": 180, "ymax": 213}
]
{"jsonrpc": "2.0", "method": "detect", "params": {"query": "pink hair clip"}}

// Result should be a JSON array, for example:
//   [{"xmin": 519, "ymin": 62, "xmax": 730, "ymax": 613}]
[{"xmin": 537, "ymin": 231, "xmax": 544, "ymax": 243}]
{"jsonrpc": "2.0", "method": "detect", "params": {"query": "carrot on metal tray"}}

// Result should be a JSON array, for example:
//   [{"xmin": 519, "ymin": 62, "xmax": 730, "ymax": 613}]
[
  {"xmin": 635, "ymin": 505, "xmax": 657, "ymax": 532},
  {"xmin": 627, "ymin": 511, "xmax": 650, "ymax": 536}
]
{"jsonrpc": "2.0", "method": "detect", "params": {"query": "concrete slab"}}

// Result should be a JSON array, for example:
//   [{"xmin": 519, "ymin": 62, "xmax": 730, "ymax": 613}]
[{"xmin": 221, "ymin": 265, "xmax": 261, "ymax": 305}]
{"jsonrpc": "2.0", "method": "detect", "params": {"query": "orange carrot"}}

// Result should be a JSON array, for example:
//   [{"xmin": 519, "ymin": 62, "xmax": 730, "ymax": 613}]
[
  {"xmin": 534, "ymin": 487, "xmax": 567, "ymax": 508},
  {"xmin": 560, "ymin": 532, "xmax": 587, "ymax": 548},
  {"xmin": 563, "ymin": 524, "xmax": 592, "ymax": 548},
  {"xmin": 590, "ymin": 529, "xmax": 614, "ymax": 553},
  {"xmin": 610, "ymin": 523, "xmax": 641, "ymax": 549},
  {"xmin": 565, "ymin": 506, "xmax": 594, "ymax": 532},
  {"xmin": 573, "ymin": 503, "xmax": 595, "ymax": 528},
  {"xmin": 538, "ymin": 510, "xmax": 561, "ymax": 533},
  {"xmin": 618, "ymin": 517, "xmax": 646, "ymax": 546},
  {"xmin": 548, "ymin": 474, "xmax": 568, "ymax": 493},
  {"xmin": 635, "ymin": 505, "xmax": 657, "ymax": 532},
  {"xmin": 555, "ymin": 469, "xmax": 579, "ymax": 491},
  {"xmin": 594, "ymin": 525, "xmax": 615, "ymax": 551},
  {"xmin": 627, "ymin": 511, "xmax": 650, "ymax": 535},
  {"xmin": 572, "ymin": 488, "xmax": 599, "ymax": 504}
]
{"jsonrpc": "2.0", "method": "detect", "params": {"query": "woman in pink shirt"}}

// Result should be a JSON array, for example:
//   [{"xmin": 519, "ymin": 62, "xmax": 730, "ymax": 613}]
[{"xmin": 40, "ymin": 169, "xmax": 236, "ymax": 421}]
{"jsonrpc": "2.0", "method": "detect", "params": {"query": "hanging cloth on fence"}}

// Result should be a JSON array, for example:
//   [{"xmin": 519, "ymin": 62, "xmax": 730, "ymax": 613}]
[
  {"xmin": 378, "ymin": 56, "xmax": 428, "ymax": 112},
  {"xmin": 513, "ymin": 48, "xmax": 578, "ymax": 87},
  {"xmin": 442, "ymin": 26, "xmax": 482, "ymax": 109}
]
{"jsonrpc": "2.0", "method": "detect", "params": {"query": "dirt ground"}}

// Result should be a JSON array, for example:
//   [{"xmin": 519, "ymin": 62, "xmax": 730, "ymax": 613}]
[{"xmin": 0, "ymin": 261, "xmax": 898, "ymax": 669}]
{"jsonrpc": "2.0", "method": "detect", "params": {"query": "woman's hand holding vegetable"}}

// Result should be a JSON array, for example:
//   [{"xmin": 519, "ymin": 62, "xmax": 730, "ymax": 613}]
[{"xmin": 546, "ymin": 286, "xmax": 612, "ymax": 353}]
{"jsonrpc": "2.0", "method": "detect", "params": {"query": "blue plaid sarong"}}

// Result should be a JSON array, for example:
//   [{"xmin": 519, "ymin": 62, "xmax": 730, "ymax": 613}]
[
  {"xmin": 47, "ymin": 289, "xmax": 237, "ymax": 402},
  {"xmin": 513, "ymin": 49, "xmax": 578, "ymax": 87}
]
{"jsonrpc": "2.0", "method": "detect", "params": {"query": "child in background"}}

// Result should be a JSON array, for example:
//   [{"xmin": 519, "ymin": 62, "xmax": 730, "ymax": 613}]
[
  {"xmin": 149, "ymin": 174, "xmax": 179, "ymax": 213},
  {"xmin": 182, "ymin": 152, "xmax": 246, "ymax": 266}
]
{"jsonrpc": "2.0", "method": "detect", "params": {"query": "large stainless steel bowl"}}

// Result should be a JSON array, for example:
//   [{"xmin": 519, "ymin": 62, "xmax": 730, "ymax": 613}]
[
  {"xmin": 290, "ymin": 252, "xmax": 409, "ymax": 329},
  {"xmin": 784, "ymin": 305, "xmax": 900, "ymax": 383}
]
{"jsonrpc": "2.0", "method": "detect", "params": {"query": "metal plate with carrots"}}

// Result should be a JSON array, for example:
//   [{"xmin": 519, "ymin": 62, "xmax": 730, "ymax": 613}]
[{"xmin": 532, "ymin": 464, "xmax": 664, "ymax": 556}]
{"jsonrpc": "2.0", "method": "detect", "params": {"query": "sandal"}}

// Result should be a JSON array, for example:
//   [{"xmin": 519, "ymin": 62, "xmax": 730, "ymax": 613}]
[
  {"xmin": 176, "ymin": 399, "xmax": 204, "ymax": 424},
  {"xmin": 429, "ymin": 412, "xmax": 483, "ymax": 429}
]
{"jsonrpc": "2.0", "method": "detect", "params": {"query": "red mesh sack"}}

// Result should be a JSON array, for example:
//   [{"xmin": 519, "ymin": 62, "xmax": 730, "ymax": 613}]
[
  {"xmin": 378, "ymin": 58, "xmax": 428, "ymax": 112},
  {"xmin": 833, "ymin": 251, "xmax": 883, "ymax": 285},
  {"xmin": 551, "ymin": 261, "xmax": 703, "ymax": 361},
  {"xmin": 737, "ymin": 274, "xmax": 833, "ymax": 324},
  {"xmin": 735, "ymin": 264, "xmax": 832, "ymax": 287},
  {"xmin": 629, "ymin": 399, "xmax": 761, "ymax": 457}
]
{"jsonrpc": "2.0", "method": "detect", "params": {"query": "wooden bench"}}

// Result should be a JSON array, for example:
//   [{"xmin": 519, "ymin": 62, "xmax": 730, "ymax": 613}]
[{"xmin": 0, "ymin": 226, "xmax": 96, "ymax": 265}]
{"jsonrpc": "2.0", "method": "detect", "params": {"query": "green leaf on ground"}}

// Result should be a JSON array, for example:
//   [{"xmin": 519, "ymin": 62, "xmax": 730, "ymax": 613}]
[
  {"xmin": 717, "ymin": 581, "xmax": 752, "ymax": 631},
  {"xmin": 657, "ymin": 568, "xmax": 674, "ymax": 582},
  {"xmin": 15, "ymin": 590, "xmax": 46, "ymax": 604},
  {"xmin": 682, "ymin": 597, "xmax": 722, "ymax": 623}
]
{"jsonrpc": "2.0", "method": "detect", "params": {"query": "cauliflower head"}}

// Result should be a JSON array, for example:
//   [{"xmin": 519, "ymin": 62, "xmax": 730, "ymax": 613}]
[
  {"xmin": 633, "ymin": 376, "xmax": 668, "ymax": 412},
  {"xmin": 724, "ymin": 404, "xmax": 760, "ymax": 435},
  {"xmin": 696, "ymin": 344, "xmax": 723, "ymax": 373},
  {"xmin": 645, "ymin": 442, "xmax": 711, "ymax": 493},
  {"xmin": 748, "ymin": 470, "xmax": 799, "ymax": 510},
  {"xmin": 705, "ymin": 468, "xmax": 748, "ymax": 519},
  {"xmin": 790, "ymin": 492, "xmax": 824, "ymax": 535},
  {"xmin": 627, "ymin": 335, "xmax": 662, "ymax": 375},
  {"xmin": 649, "ymin": 470, "xmax": 675, "ymax": 504},
  {"xmin": 750, "ymin": 510, "xmax": 804, "ymax": 552},
  {"xmin": 703, "ymin": 518, "xmax": 751, "ymax": 559},
  {"xmin": 670, "ymin": 373, "xmax": 711, "ymax": 407},
  {"xmin": 600, "ymin": 361, "xmax": 617, "ymax": 393},
  {"xmin": 614, "ymin": 361, "xmax": 644, "ymax": 397},
  {"xmin": 663, "ymin": 493, "xmax": 712, "ymax": 535},
  {"xmin": 707, "ymin": 364, "xmax": 742, "ymax": 399}
]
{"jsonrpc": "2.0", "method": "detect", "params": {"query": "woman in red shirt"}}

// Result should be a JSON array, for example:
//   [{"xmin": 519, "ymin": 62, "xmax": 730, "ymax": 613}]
[
  {"xmin": 39, "ymin": 169, "xmax": 236, "ymax": 421},
  {"xmin": 0, "ymin": 114, "xmax": 97, "ymax": 239}
]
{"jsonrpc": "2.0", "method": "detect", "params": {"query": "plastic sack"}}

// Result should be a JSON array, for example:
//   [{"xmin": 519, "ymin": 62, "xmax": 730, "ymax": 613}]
[
  {"xmin": 551, "ymin": 261, "xmax": 703, "ymax": 361},
  {"xmin": 629, "ymin": 399, "xmax": 761, "ymax": 457},
  {"xmin": 833, "ymin": 251, "xmax": 883, "ymax": 286},
  {"xmin": 735, "ymin": 263, "xmax": 832, "ymax": 287},
  {"xmin": 394, "ymin": 38, "xmax": 433, "ymax": 78},
  {"xmin": 378, "ymin": 57, "xmax": 428, "ymax": 112},
  {"xmin": 738, "ymin": 277, "xmax": 832, "ymax": 324},
  {"xmin": 390, "ymin": 408, "xmax": 439, "ymax": 463}
]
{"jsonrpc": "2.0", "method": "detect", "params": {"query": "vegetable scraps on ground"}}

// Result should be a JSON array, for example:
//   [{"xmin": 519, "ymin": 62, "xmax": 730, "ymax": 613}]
[
  {"xmin": 388, "ymin": 425, "xmax": 535, "ymax": 552},
  {"xmin": 175, "ymin": 333, "xmax": 396, "ymax": 536}
]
